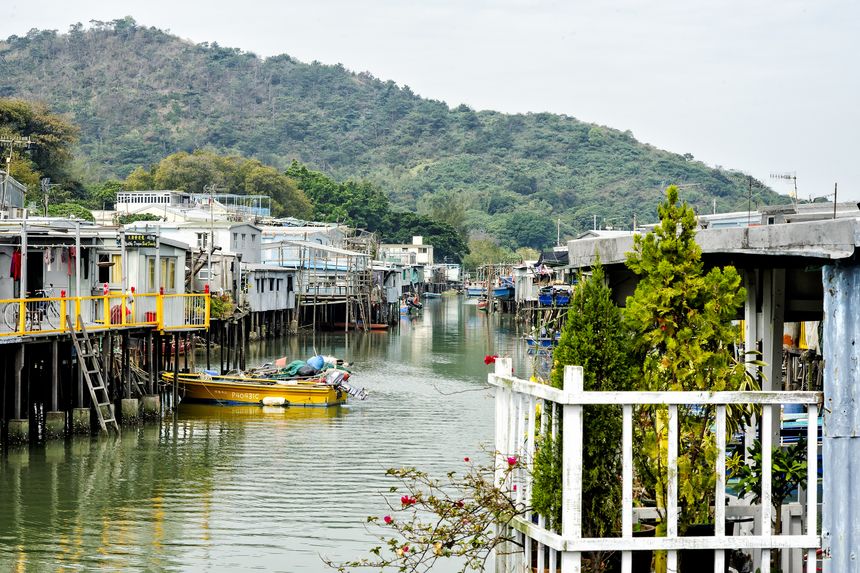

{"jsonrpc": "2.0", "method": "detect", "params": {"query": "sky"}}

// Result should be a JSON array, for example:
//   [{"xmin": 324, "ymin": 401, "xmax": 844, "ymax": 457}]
[{"xmin": 3, "ymin": 0, "xmax": 858, "ymax": 201}]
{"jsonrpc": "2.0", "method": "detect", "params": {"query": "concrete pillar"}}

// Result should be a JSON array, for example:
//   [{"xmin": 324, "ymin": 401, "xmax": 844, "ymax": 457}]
[
  {"xmin": 141, "ymin": 394, "xmax": 160, "ymax": 421},
  {"xmin": 71, "ymin": 407, "xmax": 90, "ymax": 434},
  {"xmin": 44, "ymin": 411, "xmax": 66, "ymax": 439},
  {"xmin": 761, "ymin": 268, "xmax": 785, "ymax": 445},
  {"xmin": 121, "ymin": 398, "xmax": 140, "ymax": 425},
  {"xmin": 822, "ymin": 264, "xmax": 860, "ymax": 571},
  {"xmin": 7, "ymin": 419, "xmax": 29, "ymax": 445}
]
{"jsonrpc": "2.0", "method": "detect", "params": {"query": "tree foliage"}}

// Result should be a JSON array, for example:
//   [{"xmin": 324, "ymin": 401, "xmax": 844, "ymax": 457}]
[
  {"xmin": 285, "ymin": 162, "xmax": 468, "ymax": 262},
  {"xmin": 46, "ymin": 202, "xmax": 93, "ymax": 221},
  {"xmin": 532, "ymin": 263, "xmax": 636, "ymax": 572},
  {"xmin": 0, "ymin": 98, "xmax": 79, "ymax": 198},
  {"xmin": 624, "ymin": 185, "xmax": 754, "ymax": 530},
  {"xmin": 125, "ymin": 150, "xmax": 312, "ymax": 218}
]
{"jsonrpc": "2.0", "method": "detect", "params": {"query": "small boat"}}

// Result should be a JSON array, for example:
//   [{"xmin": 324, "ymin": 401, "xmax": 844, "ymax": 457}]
[
  {"xmin": 465, "ymin": 286, "xmax": 487, "ymax": 297},
  {"xmin": 423, "ymin": 292, "xmax": 442, "ymax": 299},
  {"xmin": 525, "ymin": 333, "xmax": 561, "ymax": 348},
  {"xmin": 163, "ymin": 371, "xmax": 355, "ymax": 407},
  {"xmin": 492, "ymin": 277, "xmax": 515, "ymax": 301},
  {"xmin": 477, "ymin": 297, "xmax": 497, "ymax": 312}
]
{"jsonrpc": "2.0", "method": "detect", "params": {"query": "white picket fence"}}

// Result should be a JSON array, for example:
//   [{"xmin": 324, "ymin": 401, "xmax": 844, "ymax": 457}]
[{"xmin": 488, "ymin": 358, "xmax": 822, "ymax": 573}]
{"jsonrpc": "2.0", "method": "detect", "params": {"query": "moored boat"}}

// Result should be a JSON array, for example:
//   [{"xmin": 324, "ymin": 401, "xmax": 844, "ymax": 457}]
[
  {"xmin": 423, "ymin": 292, "xmax": 442, "ymax": 299},
  {"xmin": 465, "ymin": 286, "xmax": 487, "ymax": 297},
  {"xmin": 163, "ymin": 371, "xmax": 353, "ymax": 407},
  {"xmin": 524, "ymin": 333, "xmax": 561, "ymax": 348}
]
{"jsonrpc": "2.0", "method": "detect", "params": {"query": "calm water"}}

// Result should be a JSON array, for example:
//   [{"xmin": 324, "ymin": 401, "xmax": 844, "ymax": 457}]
[{"xmin": 0, "ymin": 297, "xmax": 539, "ymax": 572}]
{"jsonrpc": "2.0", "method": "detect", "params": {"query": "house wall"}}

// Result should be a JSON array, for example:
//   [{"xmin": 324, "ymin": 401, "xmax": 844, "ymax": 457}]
[{"xmin": 247, "ymin": 269, "xmax": 295, "ymax": 312}]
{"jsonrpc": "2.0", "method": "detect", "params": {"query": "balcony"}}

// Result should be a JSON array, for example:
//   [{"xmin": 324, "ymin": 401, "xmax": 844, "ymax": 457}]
[
  {"xmin": 488, "ymin": 358, "xmax": 822, "ymax": 573},
  {"xmin": 0, "ymin": 291, "xmax": 210, "ymax": 341}
]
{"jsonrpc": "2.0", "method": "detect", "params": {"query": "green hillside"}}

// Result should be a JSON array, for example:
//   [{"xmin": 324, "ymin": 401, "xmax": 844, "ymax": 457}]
[{"xmin": 0, "ymin": 18, "xmax": 787, "ymax": 246}]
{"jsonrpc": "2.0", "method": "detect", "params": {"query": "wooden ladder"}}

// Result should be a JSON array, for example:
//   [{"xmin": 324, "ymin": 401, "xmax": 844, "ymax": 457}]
[{"xmin": 67, "ymin": 316, "xmax": 120, "ymax": 435}]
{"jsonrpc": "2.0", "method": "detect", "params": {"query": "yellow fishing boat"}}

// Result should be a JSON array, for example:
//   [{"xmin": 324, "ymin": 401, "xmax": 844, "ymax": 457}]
[{"xmin": 162, "ymin": 372, "xmax": 348, "ymax": 407}]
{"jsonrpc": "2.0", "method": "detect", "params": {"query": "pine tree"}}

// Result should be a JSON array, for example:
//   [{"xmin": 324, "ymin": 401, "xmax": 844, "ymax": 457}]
[
  {"xmin": 625, "ymin": 185, "xmax": 751, "ymax": 530},
  {"xmin": 532, "ymin": 261, "xmax": 636, "ymax": 571}
]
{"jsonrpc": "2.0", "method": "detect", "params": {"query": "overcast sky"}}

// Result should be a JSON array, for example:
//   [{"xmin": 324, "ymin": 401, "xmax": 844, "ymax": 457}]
[{"xmin": 3, "ymin": 0, "xmax": 858, "ymax": 200}]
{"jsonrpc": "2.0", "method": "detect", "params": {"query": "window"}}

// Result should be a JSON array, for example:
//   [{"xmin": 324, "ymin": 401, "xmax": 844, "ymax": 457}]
[
  {"xmin": 252, "ymin": 234, "xmax": 257, "ymax": 242},
  {"xmin": 233, "ymin": 233, "xmax": 238, "ymax": 248},
  {"xmin": 111, "ymin": 254, "xmax": 122, "ymax": 284},
  {"xmin": 269, "ymin": 278, "xmax": 275, "ymax": 291},
  {"xmin": 197, "ymin": 232, "xmax": 208, "ymax": 250},
  {"xmin": 146, "ymin": 257, "xmax": 177, "ymax": 292},
  {"xmin": 241, "ymin": 233, "xmax": 247, "ymax": 245}
]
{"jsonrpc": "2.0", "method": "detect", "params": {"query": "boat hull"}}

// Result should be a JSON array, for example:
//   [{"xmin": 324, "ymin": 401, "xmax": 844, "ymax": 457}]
[
  {"xmin": 492, "ymin": 286, "xmax": 515, "ymax": 301},
  {"xmin": 165, "ymin": 373, "xmax": 347, "ymax": 407},
  {"xmin": 465, "ymin": 287, "xmax": 487, "ymax": 297}
]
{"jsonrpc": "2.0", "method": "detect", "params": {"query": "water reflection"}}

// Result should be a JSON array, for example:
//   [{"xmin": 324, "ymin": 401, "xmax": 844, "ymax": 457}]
[{"xmin": 0, "ymin": 296, "xmax": 534, "ymax": 572}]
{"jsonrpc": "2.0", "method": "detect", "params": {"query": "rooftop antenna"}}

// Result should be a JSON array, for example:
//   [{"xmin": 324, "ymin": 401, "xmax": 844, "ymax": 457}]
[{"xmin": 770, "ymin": 171, "xmax": 798, "ymax": 208}]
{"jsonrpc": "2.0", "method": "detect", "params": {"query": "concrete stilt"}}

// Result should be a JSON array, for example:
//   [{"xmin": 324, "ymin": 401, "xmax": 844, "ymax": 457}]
[
  {"xmin": 45, "ymin": 411, "xmax": 66, "ymax": 439},
  {"xmin": 121, "ymin": 398, "xmax": 140, "ymax": 425},
  {"xmin": 141, "ymin": 394, "xmax": 160, "ymax": 421},
  {"xmin": 71, "ymin": 407, "xmax": 90, "ymax": 434},
  {"xmin": 7, "ymin": 419, "xmax": 29, "ymax": 445}
]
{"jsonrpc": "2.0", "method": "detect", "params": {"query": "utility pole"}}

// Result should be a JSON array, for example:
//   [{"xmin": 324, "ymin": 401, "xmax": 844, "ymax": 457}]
[
  {"xmin": 833, "ymin": 182, "xmax": 838, "ymax": 220},
  {"xmin": 0, "ymin": 136, "xmax": 32, "ymax": 212},
  {"xmin": 40, "ymin": 177, "xmax": 60, "ymax": 216},
  {"xmin": 203, "ymin": 184, "xmax": 221, "ymax": 293}
]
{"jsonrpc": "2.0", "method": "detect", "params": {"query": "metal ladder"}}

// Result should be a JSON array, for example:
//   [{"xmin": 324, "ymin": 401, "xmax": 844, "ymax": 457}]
[{"xmin": 67, "ymin": 316, "xmax": 120, "ymax": 434}]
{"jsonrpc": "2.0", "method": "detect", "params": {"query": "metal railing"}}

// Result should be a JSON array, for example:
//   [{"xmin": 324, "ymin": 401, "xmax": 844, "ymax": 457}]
[
  {"xmin": 0, "ymin": 291, "xmax": 210, "ymax": 337},
  {"xmin": 488, "ymin": 358, "xmax": 822, "ymax": 573}
]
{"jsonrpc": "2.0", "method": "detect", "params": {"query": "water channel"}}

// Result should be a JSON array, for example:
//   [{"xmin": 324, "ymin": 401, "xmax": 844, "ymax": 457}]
[{"xmin": 0, "ymin": 296, "xmax": 542, "ymax": 572}]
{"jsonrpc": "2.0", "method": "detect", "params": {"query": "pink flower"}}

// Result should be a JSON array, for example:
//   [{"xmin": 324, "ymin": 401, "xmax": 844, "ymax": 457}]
[
  {"xmin": 383, "ymin": 515, "xmax": 393, "ymax": 524},
  {"xmin": 401, "ymin": 495, "xmax": 417, "ymax": 506},
  {"xmin": 463, "ymin": 456, "xmax": 470, "ymax": 462},
  {"xmin": 483, "ymin": 354, "xmax": 498, "ymax": 365},
  {"xmin": 507, "ymin": 456, "xmax": 518, "ymax": 467},
  {"xmin": 513, "ymin": 485, "xmax": 518, "ymax": 492},
  {"xmin": 456, "ymin": 499, "xmax": 465, "ymax": 508},
  {"xmin": 402, "ymin": 545, "xmax": 409, "ymax": 553}
]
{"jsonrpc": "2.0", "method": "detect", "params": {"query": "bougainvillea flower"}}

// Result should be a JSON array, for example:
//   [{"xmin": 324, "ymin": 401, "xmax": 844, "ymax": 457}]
[
  {"xmin": 483, "ymin": 354, "xmax": 499, "ymax": 365},
  {"xmin": 513, "ymin": 485, "xmax": 518, "ymax": 492},
  {"xmin": 400, "ymin": 495, "xmax": 417, "ymax": 506},
  {"xmin": 383, "ymin": 515, "xmax": 393, "ymax": 524},
  {"xmin": 507, "ymin": 456, "xmax": 518, "ymax": 466},
  {"xmin": 463, "ymin": 456, "xmax": 470, "ymax": 462}
]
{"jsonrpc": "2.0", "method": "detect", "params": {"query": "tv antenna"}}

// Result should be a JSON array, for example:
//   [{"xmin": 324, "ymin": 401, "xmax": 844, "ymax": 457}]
[{"xmin": 770, "ymin": 171, "xmax": 798, "ymax": 207}]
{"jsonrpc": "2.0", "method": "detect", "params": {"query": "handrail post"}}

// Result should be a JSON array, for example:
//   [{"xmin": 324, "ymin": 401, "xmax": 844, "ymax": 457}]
[
  {"xmin": 18, "ymin": 299, "xmax": 25, "ymax": 334},
  {"xmin": 59, "ymin": 291, "xmax": 67, "ymax": 333},
  {"xmin": 205, "ymin": 293, "xmax": 211, "ymax": 328},
  {"xmin": 157, "ymin": 288, "xmax": 164, "ymax": 331},
  {"xmin": 561, "ymin": 365, "xmax": 583, "ymax": 572},
  {"xmin": 492, "ymin": 357, "xmax": 513, "ymax": 573},
  {"xmin": 75, "ymin": 297, "xmax": 81, "ymax": 330}
]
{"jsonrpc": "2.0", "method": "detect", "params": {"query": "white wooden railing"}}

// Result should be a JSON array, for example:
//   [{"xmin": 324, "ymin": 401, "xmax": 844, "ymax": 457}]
[{"xmin": 489, "ymin": 358, "xmax": 822, "ymax": 573}]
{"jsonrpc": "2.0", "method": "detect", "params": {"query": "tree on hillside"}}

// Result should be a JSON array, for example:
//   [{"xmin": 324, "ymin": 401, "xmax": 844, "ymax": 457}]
[{"xmin": 0, "ymin": 98, "xmax": 79, "ymax": 198}]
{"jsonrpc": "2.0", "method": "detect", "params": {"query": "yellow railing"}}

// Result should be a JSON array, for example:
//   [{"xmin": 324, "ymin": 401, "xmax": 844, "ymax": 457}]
[{"xmin": 0, "ymin": 292, "xmax": 210, "ymax": 338}]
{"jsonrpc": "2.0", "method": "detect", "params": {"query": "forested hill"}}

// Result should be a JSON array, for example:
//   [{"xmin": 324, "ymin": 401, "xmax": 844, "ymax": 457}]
[{"xmin": 0, "ymin": 19, "xmax": 786, "ymax": 244}]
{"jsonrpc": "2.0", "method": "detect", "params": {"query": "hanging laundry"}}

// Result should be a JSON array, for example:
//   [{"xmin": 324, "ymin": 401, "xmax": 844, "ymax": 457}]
[
  {"xmin": 68, "ymin": 246, "xmax": 77, "ymax": 277},
  {"xmin": 44, "ymin": 249, "xmax": 51, "ymax": 271},
  {"xmin": 10, "ymin": 249, "xmax": 21, "ymax": 280}
]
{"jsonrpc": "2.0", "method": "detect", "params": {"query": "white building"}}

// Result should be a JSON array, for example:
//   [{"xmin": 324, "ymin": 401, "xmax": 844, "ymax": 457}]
[{"xmin": 378, "ymin": 236, "xmax": 434, "ymax": 265}]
